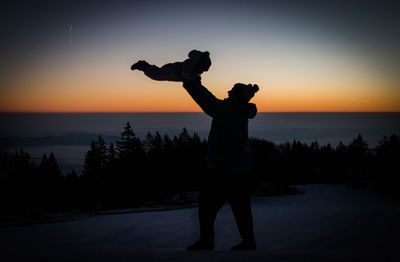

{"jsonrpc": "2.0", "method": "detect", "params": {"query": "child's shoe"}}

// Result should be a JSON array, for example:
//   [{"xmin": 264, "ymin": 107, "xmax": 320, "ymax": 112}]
[{"xmin": 131, "ymin": 60, "xmax": 149, "ymax": 70}]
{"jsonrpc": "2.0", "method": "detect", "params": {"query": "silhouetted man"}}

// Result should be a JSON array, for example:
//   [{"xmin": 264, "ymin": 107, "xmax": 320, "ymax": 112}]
[
  {"xmin": 182, "ymin": 80, "xmax": 259, "ymax": 251},
  {"xmin": 131, "ymin": 52, "xmax": 258, "ymax": 250}
]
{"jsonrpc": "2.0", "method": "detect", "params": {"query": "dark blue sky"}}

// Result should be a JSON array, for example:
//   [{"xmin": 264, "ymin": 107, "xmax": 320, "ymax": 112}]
[
  {"xmin": 2, "ymin": 0, "xmax": 399, "ymax": 55},
  {"xmin": 1, "ymin": 0, "xmax": 399, "ymax": 112}
]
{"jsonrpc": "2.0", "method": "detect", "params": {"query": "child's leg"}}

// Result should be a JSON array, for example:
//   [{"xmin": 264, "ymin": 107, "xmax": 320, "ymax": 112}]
[
  {"xmin": 142, "ymin": 64, "xmax": 171, "ymax": 81},
  {"xmin": 145, "ymin": 62, "xmax": 182, "ymax": 82},
  {"xmin": 132, "ymin": 60, "xmax": 182, "ymax": 82}
]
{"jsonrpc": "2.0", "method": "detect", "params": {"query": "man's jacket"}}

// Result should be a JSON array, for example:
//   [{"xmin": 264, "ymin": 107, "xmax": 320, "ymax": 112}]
[{"xmin": 183, "ymin": 81, "xmax": 257, "ymax": 174}]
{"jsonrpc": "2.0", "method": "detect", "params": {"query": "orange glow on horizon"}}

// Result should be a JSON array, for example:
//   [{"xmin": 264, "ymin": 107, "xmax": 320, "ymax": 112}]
[
  {"xmin": 1, "ymin": 80, "xmax": 399, "ymax": 113},
  {"xmin": 1, "ymin": 88, "xmax": 399, "ymax": 113},
  {"xmin": 1, "ymin": 49, "xmax": 399, "ymax": 113}
]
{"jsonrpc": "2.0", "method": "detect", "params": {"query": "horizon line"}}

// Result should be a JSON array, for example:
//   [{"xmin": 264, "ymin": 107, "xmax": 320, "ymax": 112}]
[{"xmin": 1, "ymin": 111, "xmax": 400, "ymax": 114}]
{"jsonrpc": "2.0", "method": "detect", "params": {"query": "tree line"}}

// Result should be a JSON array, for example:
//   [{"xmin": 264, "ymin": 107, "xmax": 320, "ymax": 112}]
[{"xmin": 0, "ymin": 122, "xmax": 399, "ymax": 217}]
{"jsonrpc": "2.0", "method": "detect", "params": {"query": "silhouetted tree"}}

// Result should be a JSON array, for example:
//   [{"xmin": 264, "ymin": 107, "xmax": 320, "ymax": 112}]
[
  {"xmin": 82, "ymin": 135, "xmax": 108, "ymax": 211},
  {"xmin": 3, "ymin": 125, "xmax": 400, "ymax": 216},
  {"xmin": 113, "ymin": 122, "xmax": 147, "ymax": 206},
  {"xmin": 0, "ymin": 149, "xmax": 36, "ymax": 215},
  {"xmin": 116, "ymin": 122, "xmax": 143, "ymax": 159},
  {"xmin": 83, "ymin": 136, "xmax": 108, "ymax": 177},
  {"xmin": 108, "ymin": 142, "xmax": 116, "ymax": 162},
  {"xmin": 64, "ymin": 170, "xmax": 81, "ymax": 209},
  {"xmin": 346, "ymin": 134, "xmax": 370, "ymax": 185},
  {"xmin": 144, "ymin": 131, "xmax": 154, "ymax": 153},
  {"xmin": 37, "ymin": 152, "xmax": 63, "ymax": 212},
  {"xmin": 372, "ymin": 134, "xmax": 400, "ymax": 194}
]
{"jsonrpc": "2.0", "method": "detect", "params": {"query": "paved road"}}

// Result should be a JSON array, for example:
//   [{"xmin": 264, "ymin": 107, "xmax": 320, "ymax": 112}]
[{"xmin": 1, "ymin": 185, "xmax": 399, "ymax": 261}]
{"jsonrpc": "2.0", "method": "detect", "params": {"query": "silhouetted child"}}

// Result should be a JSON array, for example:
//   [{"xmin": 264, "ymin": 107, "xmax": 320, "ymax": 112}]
[{"xmin": 131, "ymin": 50, "xmax": 211, "ymax": 82}]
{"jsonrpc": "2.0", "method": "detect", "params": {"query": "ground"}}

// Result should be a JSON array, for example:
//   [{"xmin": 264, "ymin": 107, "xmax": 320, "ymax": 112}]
[{"xmin": 1, "ymin": 185, "xmax": 399, "ymax": 261}]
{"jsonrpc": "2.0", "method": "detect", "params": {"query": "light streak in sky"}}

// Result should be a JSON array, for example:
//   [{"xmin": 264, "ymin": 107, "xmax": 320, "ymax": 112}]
[{"xmin": 68, "ymin": 24, "xmax": 72, "ymax": 44}]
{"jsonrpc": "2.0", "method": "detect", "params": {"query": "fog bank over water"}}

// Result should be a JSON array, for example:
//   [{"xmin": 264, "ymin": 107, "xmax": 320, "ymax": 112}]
[{"xmin": 1, "ymin": 113, "xmax": 399, "ymax": 173}]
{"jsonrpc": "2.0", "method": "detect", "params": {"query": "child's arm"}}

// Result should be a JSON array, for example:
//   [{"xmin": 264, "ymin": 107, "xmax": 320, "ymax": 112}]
[{"xmin": 182, "ymin": 80, "xmax": 220, "ymax": 117}]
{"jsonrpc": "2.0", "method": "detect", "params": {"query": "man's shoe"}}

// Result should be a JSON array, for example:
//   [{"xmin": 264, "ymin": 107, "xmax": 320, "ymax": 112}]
[
  {"xmin": 186, "ymin": 239, "xmax": 214, "ymax": 251},
  {"xmin": 231, "ymin": 240, "xmax": 256, "ymax": 251},
  {"xmin": 131, "ymin": 60, "xmax": 149, "ymax": 70}
]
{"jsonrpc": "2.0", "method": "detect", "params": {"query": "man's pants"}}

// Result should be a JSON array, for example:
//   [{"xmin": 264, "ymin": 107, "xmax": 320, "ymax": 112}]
[{"xmin": 198, "ymin": 169, "xmax": 255, "ymax": 243}]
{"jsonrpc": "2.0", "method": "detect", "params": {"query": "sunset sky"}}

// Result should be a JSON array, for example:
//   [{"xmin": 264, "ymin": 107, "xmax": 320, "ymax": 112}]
[{"xmin": 1, "ymin": 0, "xmax": 399, "ymax": 112}]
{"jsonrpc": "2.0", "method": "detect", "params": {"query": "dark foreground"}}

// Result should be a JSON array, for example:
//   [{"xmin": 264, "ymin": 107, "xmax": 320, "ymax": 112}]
[{"xmin": 1, "ymin": 185, "xmax": 399, "ymax": 262}]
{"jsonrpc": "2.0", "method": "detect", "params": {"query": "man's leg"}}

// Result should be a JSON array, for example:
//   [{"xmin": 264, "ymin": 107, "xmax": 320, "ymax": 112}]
[
  {"xmin": 198, "ymin": 177, "xmax": 225, "ymax": 242},
  {"xmin": 228, "ymin": 175, "xmax": 256, "ymax": 250},
  {"xmin": 187, "ymin": 170, "xmax": 225, "ymax": 250}
]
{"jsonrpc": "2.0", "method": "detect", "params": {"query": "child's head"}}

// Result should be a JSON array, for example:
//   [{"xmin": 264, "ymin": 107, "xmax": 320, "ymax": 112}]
[{"xmin": 194, "ymin": 51, "xmax": 211, "ymax": 74}]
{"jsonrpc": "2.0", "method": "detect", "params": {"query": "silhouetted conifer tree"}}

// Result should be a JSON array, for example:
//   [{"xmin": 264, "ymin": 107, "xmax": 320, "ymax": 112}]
[
  {"xmin": 1, "ymin": 149, "xmax": 36, "ymax": 215},
  {"xmin": 152, "ymin": 131, "xmax": 163, "ymax": 153},
  {"xmin": 348, "ymin": 134, "xmax": 369, "ymax": 156},
  {"xmin": 83, "ymin": 138, "xmax": 106, "ymax": 177},
  {"xmin": 108, "ymin": 142, "xmax": 116, "ymax": 162},
  {"xmin": 38, "ymin": 152, "xmax": 63, "ymax": 211},
  {"xmin": 192, "ymin": 132, "xmax": 201, "ymax": 144},
  {"xmin": 144, "ymin": 131, "xmax": 154, "ymax": 153},
  {"xmin": 178, "ymin": 127, "xmax": 191, "ymax": 144},
  {"xmin": 310, "ymin": 141, "xmax": 320, "ymax": 152},
  {"xmin": 163, "ymin": 134, "xmax": 174, "ymax": 153},
  {"xmin": 82, "ymin": 135, "xmax": 109, "ymax": 211},
  {"xmin": 372, "ymin": 134, "xmax": 400, "ymax": 194},
  {"xmin": 64, "ymin": 170, "xmax": 80, "ymax": 209},
  {"xmin": 113, "ymin": 122, "xmax": 147, "ymax": 206},
  {"xmin": 116, "ymin": 122, "xmax": 143, "ymax": 159}
]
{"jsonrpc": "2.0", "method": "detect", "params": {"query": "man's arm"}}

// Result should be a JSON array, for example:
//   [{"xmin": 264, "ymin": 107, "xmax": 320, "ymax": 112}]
[{"xmin": 182, "ymin": 80, "xmax": 220, "ymax": 117}]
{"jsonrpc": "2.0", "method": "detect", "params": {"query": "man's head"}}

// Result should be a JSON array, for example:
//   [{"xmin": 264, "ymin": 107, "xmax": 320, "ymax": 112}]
[{"xmin": 228, "ymin": 83, "xmax": 259, "ymax": 103}]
